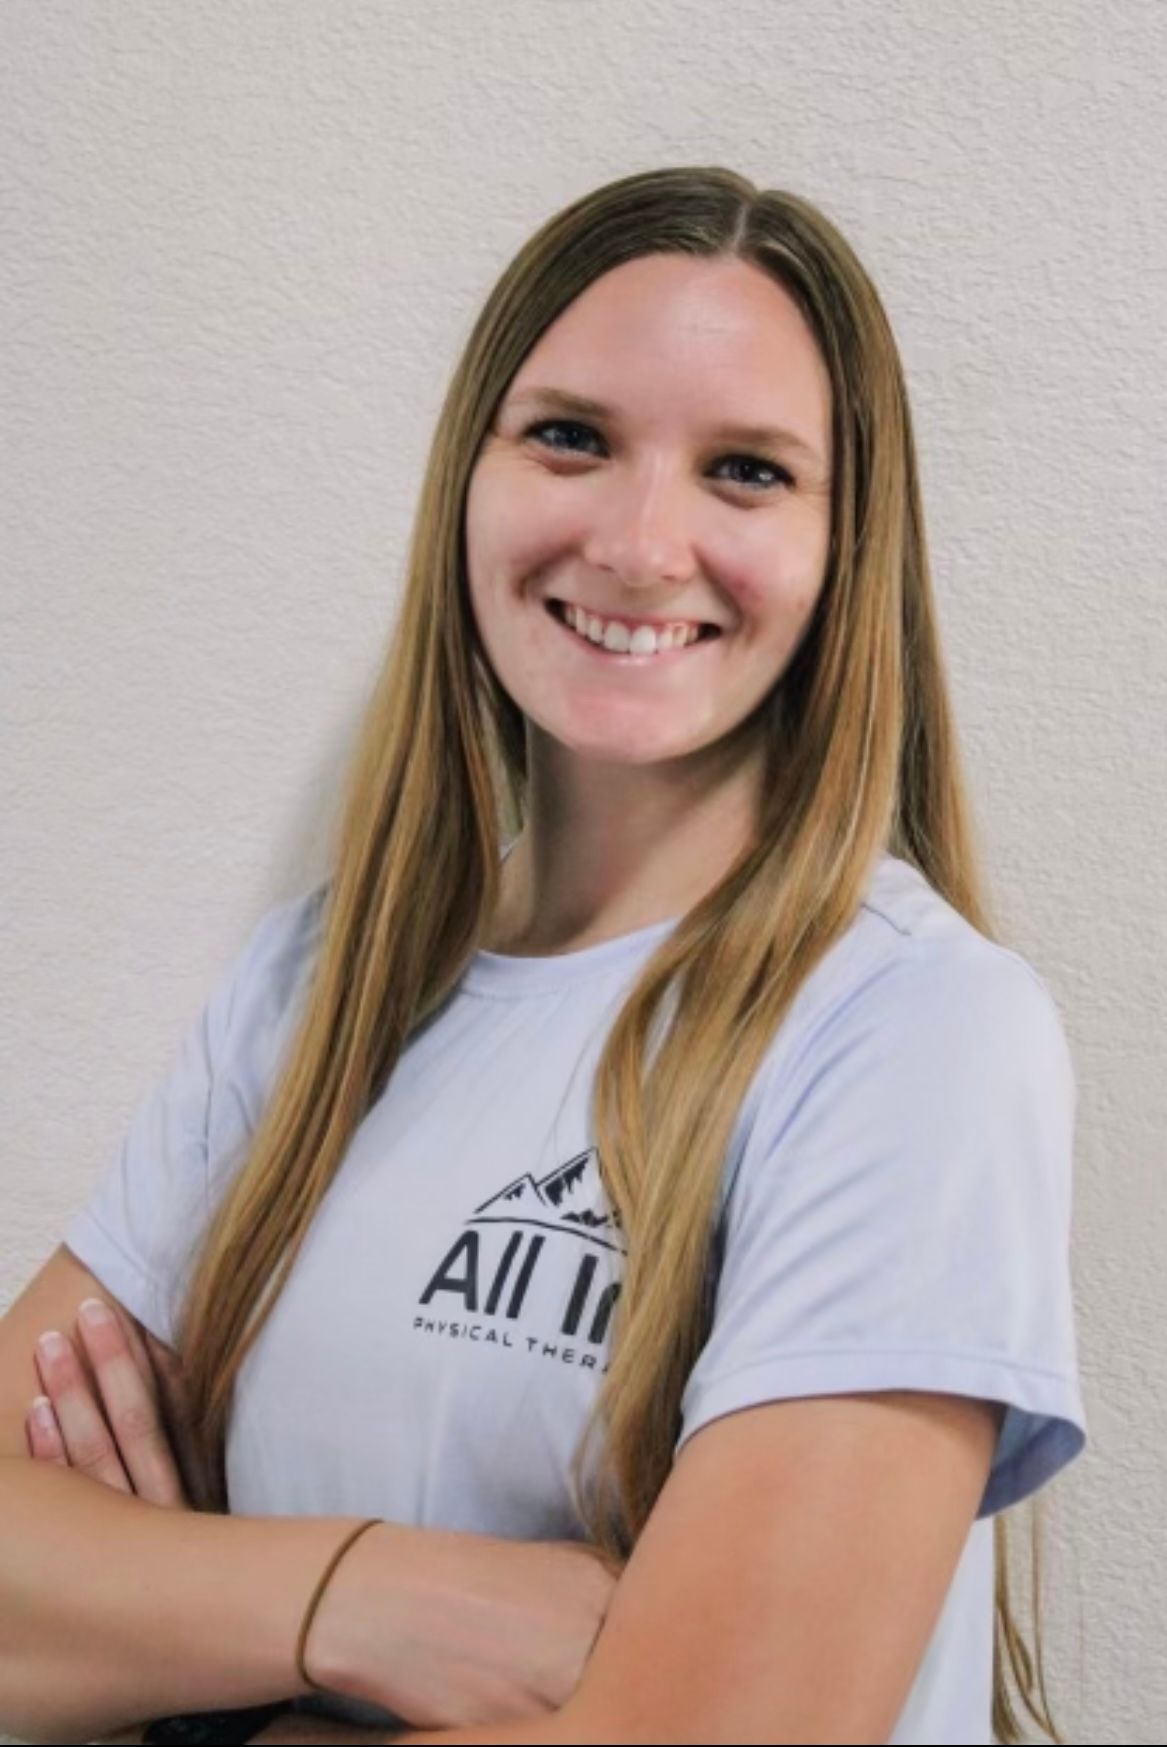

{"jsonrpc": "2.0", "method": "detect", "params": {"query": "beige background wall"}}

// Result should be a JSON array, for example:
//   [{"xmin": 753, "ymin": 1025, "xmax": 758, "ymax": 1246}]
[{"xmin": 3, "ymin": 2, "xmax": 1164, "ymax": 1741}]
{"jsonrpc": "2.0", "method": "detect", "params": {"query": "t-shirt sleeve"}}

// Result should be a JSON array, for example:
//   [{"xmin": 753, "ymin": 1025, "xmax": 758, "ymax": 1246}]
[
  {"xmin": 675, "ymin": 936, "xmax": 1088, "ymax": 1519},
  {"xmin": 61, "ymin": 885, "xmax": 326, "ymax": 1347}
]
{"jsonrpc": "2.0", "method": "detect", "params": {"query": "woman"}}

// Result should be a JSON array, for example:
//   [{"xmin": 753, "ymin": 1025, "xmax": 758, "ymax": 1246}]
[{"xmin": 20, "ymin": 166, "xmax": 1086, "ymax": 1744}]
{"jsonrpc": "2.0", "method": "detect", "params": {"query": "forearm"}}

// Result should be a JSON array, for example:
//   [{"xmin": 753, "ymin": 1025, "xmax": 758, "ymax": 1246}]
[{"xmin": 0, "ymin": 1455, "xmax": 370, "ymax": 1745}]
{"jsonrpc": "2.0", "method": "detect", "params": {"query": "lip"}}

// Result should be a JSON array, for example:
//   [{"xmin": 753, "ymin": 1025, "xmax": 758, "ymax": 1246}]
[
  {"xmin": 550, "ymin": 597, "xmax": 718, "ymax": 634},
  {"xmin": 543, "ymin": 598, "xmax": 722, "ymax": 666}
]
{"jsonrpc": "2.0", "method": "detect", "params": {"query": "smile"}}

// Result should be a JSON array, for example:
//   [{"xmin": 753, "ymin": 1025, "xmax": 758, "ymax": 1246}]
[{"xmin": 545, "ymin": 599, "xmax": 721, "ymax": 662}]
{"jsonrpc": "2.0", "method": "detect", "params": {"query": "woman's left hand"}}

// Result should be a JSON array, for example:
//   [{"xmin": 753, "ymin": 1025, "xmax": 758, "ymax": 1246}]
[{"xmin": 26, "ymin": 1300, "xmax": 194, "ymax": 1508}]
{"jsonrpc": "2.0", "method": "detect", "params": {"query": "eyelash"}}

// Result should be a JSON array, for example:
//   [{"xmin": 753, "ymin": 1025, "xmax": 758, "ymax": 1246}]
[{"xmin": 522, "ymin": 419, "xmax": 795, "ymax": 493}]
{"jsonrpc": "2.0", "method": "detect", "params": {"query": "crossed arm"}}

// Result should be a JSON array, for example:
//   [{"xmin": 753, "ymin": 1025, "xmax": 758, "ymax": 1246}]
[
  {"xmin": 33, "ymin": 1308, "xmax": 1001, "ymax": 1746},
  {"xmin": 378, "ymin": 1391, "xmax": 1001, "ymax": 1747},
  {"xmin": 219, "ymin": 1390, "xmax": 1001, "ymax": 1747}
]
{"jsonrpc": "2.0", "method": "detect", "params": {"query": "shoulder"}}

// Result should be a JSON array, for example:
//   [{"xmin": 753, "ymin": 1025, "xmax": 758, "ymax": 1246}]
[
  {"xmin": 849, "ymin": 851, "xmax": 1061, "ymax": 1006},
  {"xmin": 203, "ymin": 879, "xmax": 331, "ymax": 1122},
  {"xmin": 861, "ymin": 856, "xmax": 1073, "ymax": 1093},
  {"xmin": 782, "ymin": 852, "xmax": 1070, "ymax": 1086},
  {"xmin": 227, "ymin": 880, "xmax": 330, "ymax": 1025},
  {"xmin": 722, "ymin": 855, "xmax": 1075, "ymax": 1205}
]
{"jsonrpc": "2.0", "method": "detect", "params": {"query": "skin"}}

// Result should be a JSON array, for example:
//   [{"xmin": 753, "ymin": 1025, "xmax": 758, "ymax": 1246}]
[
  {"xmin": 25, "ymin": 1314, "xmax": 594, "ymax": 1745},
  {"xmin": 27, "ymin": 1302, "xmax": 195, "ymax": 1505},
  {"xmin": 465, "ymin": 251, "xmax": 834, "ymax": 956}
]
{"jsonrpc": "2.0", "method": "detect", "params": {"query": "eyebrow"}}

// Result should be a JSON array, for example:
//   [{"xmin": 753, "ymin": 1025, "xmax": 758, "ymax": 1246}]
[{"xmin": 504, "ymin": 385, "xmax": 829, "ymax": 472}]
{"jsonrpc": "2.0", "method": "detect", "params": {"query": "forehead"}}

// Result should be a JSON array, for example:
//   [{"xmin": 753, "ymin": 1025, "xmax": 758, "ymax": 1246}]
[{"xmin": 507, "ymin": 253, "xmax": 831, "ymax": 433}]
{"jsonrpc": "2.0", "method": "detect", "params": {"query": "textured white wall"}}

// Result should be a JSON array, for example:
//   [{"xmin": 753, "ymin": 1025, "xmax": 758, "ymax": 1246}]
[{"xmin": 3, "ymin": 2, "xmax": 1164, "ymax": 1742}]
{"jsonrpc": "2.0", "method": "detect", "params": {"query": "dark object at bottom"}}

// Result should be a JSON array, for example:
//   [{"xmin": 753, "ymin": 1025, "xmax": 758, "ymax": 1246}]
[{"xmin": 142, "ymin": 1699, "xmax": 291, "ymax": 1743}]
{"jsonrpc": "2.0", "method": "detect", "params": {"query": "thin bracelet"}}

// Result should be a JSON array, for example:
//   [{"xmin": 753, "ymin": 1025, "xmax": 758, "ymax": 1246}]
[
  {"xmin": 295, "ymin": 1516, "xmax": 385, "ymax": 1691},
  {"xmin": 141, "ymin": 1518, "xmax": 385, "ymax": 1743}
]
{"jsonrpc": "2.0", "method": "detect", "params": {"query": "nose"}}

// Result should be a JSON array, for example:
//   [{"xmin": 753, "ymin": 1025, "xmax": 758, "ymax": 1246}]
[{"xmin": 578, "ymin": 464, "xmax": 697, "ymax": 590}]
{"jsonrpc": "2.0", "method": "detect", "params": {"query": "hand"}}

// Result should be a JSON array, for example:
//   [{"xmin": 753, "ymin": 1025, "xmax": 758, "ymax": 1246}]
[
  {"xmin": 309, "ymin": 1522, "xmax": 621, "ymax": 1728},
  {"xmin": 26, "ymin": 1298, "xmax": 200, "ymax": 1508}
]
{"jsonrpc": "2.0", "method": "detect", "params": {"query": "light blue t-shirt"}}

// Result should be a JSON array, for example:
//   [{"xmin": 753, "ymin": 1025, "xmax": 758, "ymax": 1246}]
[{"xmin": 63, "ymin": 848, "xmax": 1087, "ymax": 1745}]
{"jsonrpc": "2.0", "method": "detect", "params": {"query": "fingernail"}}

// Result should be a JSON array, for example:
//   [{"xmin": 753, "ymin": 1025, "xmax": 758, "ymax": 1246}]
[
  {"xmin": 32, "ymin": 1396, "xmax": 55, "ymax": 1430},
  {"xmin": 37, "ymin": 1330, "xmax": 68, "ymax": 1358},
  {"xmin": 79, "ymin": 1298, "xmax": 112, "ymax": 1327}
]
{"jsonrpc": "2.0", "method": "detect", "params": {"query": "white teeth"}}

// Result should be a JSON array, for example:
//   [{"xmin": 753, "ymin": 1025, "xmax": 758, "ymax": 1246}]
[{"xmin": 561, "ymin": 602, "xmax": 702, "ymax": 656}]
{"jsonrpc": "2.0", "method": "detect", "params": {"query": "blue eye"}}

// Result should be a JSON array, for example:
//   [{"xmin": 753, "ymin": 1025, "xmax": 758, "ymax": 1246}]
[
  {"xmin": 526, "ymin": 419, "xmax": 602, "ymax": 454},
  {"xmin": 523, "ymin": 419, "xmax": 793, "ymax": 493}
]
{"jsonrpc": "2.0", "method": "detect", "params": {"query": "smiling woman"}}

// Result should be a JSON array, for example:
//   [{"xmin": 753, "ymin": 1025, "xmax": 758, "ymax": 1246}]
[
  {"xmin": 462, "ymin": 246, "xmax": 840, "ymax": 960},
  {"xmin": 6, "ymin": 164, "xmax": 1087, "ymax": 1747}
]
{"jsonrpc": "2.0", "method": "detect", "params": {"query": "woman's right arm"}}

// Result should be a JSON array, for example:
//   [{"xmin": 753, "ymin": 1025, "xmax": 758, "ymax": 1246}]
[
  {"xmin": 0, "ymin": 1457, "xmax": 615, "ymax": 1746},
  {"xmin": 0, "ymin": 1248, "xmax": 617, "ymax": 1744}
]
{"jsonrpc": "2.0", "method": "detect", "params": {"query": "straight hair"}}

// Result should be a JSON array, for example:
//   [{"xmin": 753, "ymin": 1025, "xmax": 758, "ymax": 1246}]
[{"xmin": 174, "ymin": 166, "xmax": 1068, "ymax": 1744}]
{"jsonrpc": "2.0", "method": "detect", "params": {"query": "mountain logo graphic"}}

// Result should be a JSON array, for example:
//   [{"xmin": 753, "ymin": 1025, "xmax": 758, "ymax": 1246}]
[{"xmin": 468, "ymin": 1148, "xmax": 625, "ymax": 1256}]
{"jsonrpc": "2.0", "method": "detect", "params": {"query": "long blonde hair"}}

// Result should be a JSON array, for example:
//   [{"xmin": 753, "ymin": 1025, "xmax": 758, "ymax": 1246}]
[{"xmin": 175, "ymin": 166, "xmax": 1068, "ymax": 1744}]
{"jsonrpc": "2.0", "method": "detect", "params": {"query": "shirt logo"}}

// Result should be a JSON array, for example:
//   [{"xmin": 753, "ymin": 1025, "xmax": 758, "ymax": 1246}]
[{"xmin": 413, "ymin": 1148, "xmax": 623, "ymax": 1368}]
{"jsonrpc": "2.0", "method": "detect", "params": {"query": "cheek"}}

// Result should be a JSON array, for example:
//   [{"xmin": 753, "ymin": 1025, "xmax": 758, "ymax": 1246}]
[
  {"xmin": 720, "ymin": 513, "xmax": 829, "ymax": 634},
  {"xmin": 466, "ymin": 462, "xmax": 574, "ymax": 593},
  {"xmin": 720, "ymin": 561, "xmax": 820, "ymax": 640}
]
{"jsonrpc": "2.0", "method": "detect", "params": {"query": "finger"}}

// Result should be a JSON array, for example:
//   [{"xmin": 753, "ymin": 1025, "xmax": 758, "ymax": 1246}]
[
  {"xmin": 26, "ymin": 1394, "xmax": 69, "ymax": 1466},
  {"xmin": 111, "ymin": 1314, "xmax": 199, "ymax": 1502},
  {"xmin": 71, "ymin": 1300, "xmax": 190, "ymax": 1508},
  {"xmin": 116, "ymin": 1314, "xmax": 168, "ymax": 1415},
  {"xmin": 34, "ymin": 1328, "xmax": 134, "ymax": 1493}
]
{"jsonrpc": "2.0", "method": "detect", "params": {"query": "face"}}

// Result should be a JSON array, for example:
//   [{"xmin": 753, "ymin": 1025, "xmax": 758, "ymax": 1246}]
[{"xmin": 464, "ymin": 253, "xmax": 833, "ymax": 777}]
